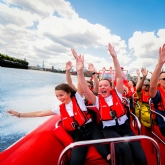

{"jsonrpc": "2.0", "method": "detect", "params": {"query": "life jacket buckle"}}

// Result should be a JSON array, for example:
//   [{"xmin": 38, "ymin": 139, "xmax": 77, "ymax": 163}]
[
  {"xmin": 110, "ymin": 110, "xmax": 116, "ymax": 119},
  {"xmin": 71, "ymin": 122, "xmax": 76, "ymax": 128}
]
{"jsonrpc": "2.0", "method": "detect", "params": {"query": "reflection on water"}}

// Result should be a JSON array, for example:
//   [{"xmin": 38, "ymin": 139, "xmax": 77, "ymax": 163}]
[{"xmin": 0, "ymin": 67, "xmax": 78, "ymax": 151}]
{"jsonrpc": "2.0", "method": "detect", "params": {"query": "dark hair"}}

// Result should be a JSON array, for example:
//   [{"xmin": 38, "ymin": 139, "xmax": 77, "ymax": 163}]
[
  {"xmin": 99, "ymin": 78, "xmax": 112, "ymax": 87},
  {"xmin": 55, "ymin": 83, "xmax": 76, "ymax": 97},
  {"xmin": 159, "ymin": 71, "xmax": 165, "ymax": 76},
  {"xmin": 129, "ymin": 80, "xmax": 136, "ymax": 87},
  {"xmin": 86, "ymin": 80, "xmax": 93, "ymax": 87}
]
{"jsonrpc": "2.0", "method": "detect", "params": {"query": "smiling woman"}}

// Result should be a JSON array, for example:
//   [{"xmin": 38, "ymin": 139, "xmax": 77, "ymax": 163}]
[
  {"xmin": 76, "ymin": 42, "xmax": 147, "ymax": 165},
  {"xmin": 6, "ymin": 79, "xmax": 110, "ymax": 164}
]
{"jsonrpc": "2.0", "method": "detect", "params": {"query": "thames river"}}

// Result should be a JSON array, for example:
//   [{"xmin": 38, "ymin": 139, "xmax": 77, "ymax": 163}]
[{"xmin": 0, "ymin": 67, "xmax": 77, "ymax": 151}]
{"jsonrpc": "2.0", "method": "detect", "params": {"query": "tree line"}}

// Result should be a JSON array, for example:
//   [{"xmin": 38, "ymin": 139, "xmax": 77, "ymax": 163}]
[{"xmin": 0, "ymin": 53, "xmax": 29, "ymax": 66}]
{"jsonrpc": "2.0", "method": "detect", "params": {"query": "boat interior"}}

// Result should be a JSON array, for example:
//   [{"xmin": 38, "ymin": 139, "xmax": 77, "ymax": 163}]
[{"xmin": 0, "ymin": 95, "xmax": 165, "ymax": 165}]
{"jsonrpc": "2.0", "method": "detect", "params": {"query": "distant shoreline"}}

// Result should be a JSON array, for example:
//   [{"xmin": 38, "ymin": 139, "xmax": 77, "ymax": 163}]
[{"xmin": 0, "ymin": 59, "xmax": 28, "ymax": 69}]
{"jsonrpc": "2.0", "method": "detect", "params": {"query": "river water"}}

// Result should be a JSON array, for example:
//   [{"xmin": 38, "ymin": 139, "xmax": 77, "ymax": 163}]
[{"xmin": 0, "ymin": 67, "xmax": 77, "ymax": 151}]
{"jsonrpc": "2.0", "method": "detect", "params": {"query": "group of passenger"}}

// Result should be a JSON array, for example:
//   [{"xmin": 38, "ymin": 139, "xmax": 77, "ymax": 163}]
[{"xmin": 7, "ymin": 43, "xmax": 165, "ymax": 165}]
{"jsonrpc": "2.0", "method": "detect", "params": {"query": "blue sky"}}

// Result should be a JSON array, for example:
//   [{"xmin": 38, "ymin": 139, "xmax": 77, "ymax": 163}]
[
  {"xmin": 69, "ymin": 0, "xmax": 165, "ymax": 41},
  {"xmin": 0, "ymin": 0, "xmax": 165, "ymax": 75}
]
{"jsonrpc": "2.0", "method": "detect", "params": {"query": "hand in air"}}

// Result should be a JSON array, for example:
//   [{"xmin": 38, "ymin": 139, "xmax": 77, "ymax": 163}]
[
  {"xmin": 136, "ymin": 69, "xmax": 140, "ymax": 76},
  {"xmin": 109, "ymin": 67, "xmax": 113, "ymax": 74},
  {"xmin": 88, "ymin": 63, "xmax": 96, "ymax": 73},
  {"xmin": 102, "ymin": 67, "xmax": 106, "ymax": 72},
  {"xmin": 108, "ymin": 43, "xmax": 117, "ymax": 58},
  {"xmin": 7, "ymin": 110, "xmax": 19, "ymax": 117},
  {"xmin": 141, "ymin": 67, "xmax": 148, "ymax": 77},
  {"xmin": 71, "ymin": 49, "xmax": 78, "ymax": 59},
  {"xmin": 76, "ymin": 55, "xmax": 84, "ymax": 73},
  {"xmin": 65, "ymin": 61, "xmax": 73, "ymax": 71},
  {"xmin": 159, "ymin": 43, "xmax": 165, "ymax": 64}
]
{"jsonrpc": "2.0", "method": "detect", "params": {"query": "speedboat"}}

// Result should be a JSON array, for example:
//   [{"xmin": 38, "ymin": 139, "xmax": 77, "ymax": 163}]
[{"xmin": 0, "ymin": 103, "xmax": 165, "ymax": 165}]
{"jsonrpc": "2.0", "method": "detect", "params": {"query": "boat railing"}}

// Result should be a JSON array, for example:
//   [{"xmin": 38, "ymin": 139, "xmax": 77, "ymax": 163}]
[
  {"xmin": 122, "ymin": 97, "xmax": 141, "ymax": 135},
  {"xmin": 57, "ymin": 135, "xmax": 161, "ymax": 165},
  {"xmin": 149, "ymin": 98, "xmax": 165, "ymax": 145}
]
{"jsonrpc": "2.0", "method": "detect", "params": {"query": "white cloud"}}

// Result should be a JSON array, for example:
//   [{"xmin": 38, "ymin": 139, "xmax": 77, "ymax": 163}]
[
  {"xmin": 0, "ymin": 0, "xmax": 165, "ymax": 74},
  {"xmin": 0, "ymin": 3, "xmax": 41, "ymax": 27}
]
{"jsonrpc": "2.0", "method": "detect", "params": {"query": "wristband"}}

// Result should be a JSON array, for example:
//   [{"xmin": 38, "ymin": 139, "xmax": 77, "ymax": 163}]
[
  {"xmin": 92, "ymin": 72, "xmax": 96, "ymax": 75},
  {"xmin": 18, "ymin": 113, "xmax": 21, "ymax": 118}
]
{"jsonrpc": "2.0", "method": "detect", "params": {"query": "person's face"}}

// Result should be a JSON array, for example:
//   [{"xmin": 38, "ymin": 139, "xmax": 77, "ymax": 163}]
[
  {"xmin": 99, "ymin": 80, "xmax": 112, "ymax": 98},
  {"xmin": 159, "ymin": 73, "xmax": 165, "ymax": 89},
  {"xmin": 87, "ymin": 82, "xmax": 92, "ymax": 89},
  {"xmin": 128, "ymin": 81, "xmax": 134, "ymax": 87},
  {"xmin": 143, "ymin": 82, "xmax": 150, "ymax": 91},
  {"xmin": 55, "ymin": 90, "xmax": 71, "ymax": 104}
]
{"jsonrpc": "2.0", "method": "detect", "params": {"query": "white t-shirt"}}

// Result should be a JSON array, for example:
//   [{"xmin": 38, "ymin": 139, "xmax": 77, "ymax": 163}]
[
  {"xmin": 52, "ymin": 92, "xmax": 92, "ymax": 123},
  {"xmin": 94, "ymin": 89, "xmax": 128, "ymax": 128}
]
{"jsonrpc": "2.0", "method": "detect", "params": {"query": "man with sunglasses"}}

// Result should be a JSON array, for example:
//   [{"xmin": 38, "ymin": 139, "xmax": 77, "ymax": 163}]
[
  {"xmin": 135, "ymin": 67, "xmax": 151, "ymax": 127},
  {"xmin": 150, "ymin": 43, "xmax": 165, "ymax": 137}
]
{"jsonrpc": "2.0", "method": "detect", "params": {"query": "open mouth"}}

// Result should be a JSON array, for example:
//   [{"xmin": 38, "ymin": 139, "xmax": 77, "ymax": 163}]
[{"xmin": 100, "ymin": 90, "xmax": 107, "ymax": 95}]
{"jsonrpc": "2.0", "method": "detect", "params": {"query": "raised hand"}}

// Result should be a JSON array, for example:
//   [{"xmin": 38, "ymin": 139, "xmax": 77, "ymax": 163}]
[
  {"xmin": 158, "ymin": 43, "xmax": 165, "ymax": 64},
  {"xmin": 102, "ymin": 67, "xmax": 106, "ymax": 72},
  {"xmin": 65, "ymin": 61, "xmax": 73, "ymax": 71},
  {"xmin": 71, "ymin": 49, "xmax": 78, "ymax": 59},
  {"xmin": 7, "ymin": 110, "xmax": 19, "ymax": 117},
  {"xmin": 136, "ymin": 69, "xmax": 140, "ymax": 76},
  {"xmin": 88, "ymin": 63, "xmax": 96, "ymax": 73},
  {"xmin": 76, "ymin": 55, "xmax": 84, "ymax": 73},
  {"xmin": 108, "ymin": 43, "xmax": 117, "ymax": 58},
  {"xmin": 109, "ymin": 66, "xmax": 113, "ymax": 74},
  {"xmin": 141, "ymin": 67, "xmax": 148, "ymax": 77}
]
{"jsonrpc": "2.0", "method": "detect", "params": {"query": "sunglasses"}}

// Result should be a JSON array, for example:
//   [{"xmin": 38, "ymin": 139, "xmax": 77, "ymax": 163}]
[
  {"xmin": 143, "ymin": 84, "xmax": 150, "ymax": 87},
  {"xmin": 159, "ymin": 78, "xmax": 165, "ymax": 81}
]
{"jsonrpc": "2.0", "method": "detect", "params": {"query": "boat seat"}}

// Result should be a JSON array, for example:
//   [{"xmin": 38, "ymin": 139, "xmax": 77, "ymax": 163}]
[{"xmin": 53, "ymin": 120, "xmax": 108, "ymax": 165}]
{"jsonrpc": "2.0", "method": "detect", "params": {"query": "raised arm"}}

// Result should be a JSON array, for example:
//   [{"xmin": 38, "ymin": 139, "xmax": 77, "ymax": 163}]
[
  {"xmin": 76, "ymin": 55, "xmax": 96, "ymax": 105},
  {"xmin": 65, "ymin": 61, "xmax": 77, "ymax": 91},
  {"xmin": 7, "ymin": 109, "xmax": 55, "ymax": 118},
  {"xmin": 88, "ymin": 63, "xmax": 99, "ymax": 94},
  {"xmin": 150, "ymin": 44, "xmax": 165, "ymax": 98},
  {"xmin": 70, "ymin": 49, "xmax": 84, "ymax": 97},
  {"xmin": 135, "ymin": 69, "xmax": 141, "ymax": 89},
  {"xmin": 109, "ymin": 66, "xmax": 114, "ymax": 86},
  {"xmin": 136, "ymin": 67, "xmax": 148, "ymax": 92},
  {"xmin": 108, "ymin": 43, "xmax": 124, "ymax": 94},
  {"xmin": 100, "ymin": 67, "xmax": 106, "ymax": 80}
]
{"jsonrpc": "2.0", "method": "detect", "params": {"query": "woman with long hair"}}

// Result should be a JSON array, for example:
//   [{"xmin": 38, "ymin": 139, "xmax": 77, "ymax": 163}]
[{"xmin": 8, "ymin": 83, "xmax": 110, "ymax": 165}]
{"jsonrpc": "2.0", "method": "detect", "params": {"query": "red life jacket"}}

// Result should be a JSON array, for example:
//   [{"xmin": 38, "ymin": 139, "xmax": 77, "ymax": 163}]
[
  {"xmin": 156, "ymin": 87, "xmax": 165, "ymax": 111},
  {"xmin": 139, "ymin": 90, "xmax": 150, "ymax": 103},
  {"xmin": 99, "ymin": 89, "xmax": 126, "ymax": 121},
  {"xmin": 127, "ymin": 86, "xmax": 136, "ymax": 98},
  {"xmin": 60, "ymin": 96, "xmax": 91, "ymax": 131}
]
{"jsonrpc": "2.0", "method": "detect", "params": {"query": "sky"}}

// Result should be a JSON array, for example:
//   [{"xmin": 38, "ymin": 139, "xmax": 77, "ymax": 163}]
[{"xmin": 0, "ymin": 0, "xmax": 165, "ymax": 75}]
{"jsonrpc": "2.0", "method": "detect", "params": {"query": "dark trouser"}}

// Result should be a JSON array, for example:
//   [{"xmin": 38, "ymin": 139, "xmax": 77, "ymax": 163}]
[
  {"xmin": 160, "ymin": 125, "xmax": 165, "ymax": 136},
  {"xmin": 69, "ymin": 122, "xmax": 110, "ymax": 165},
  {"xmin": 103, "ymin": 121, "xmax": 147, "ymax": 165},
  {"xmin": 129, "ymin": 98, "xmax": 134, "ymax": 112}
]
